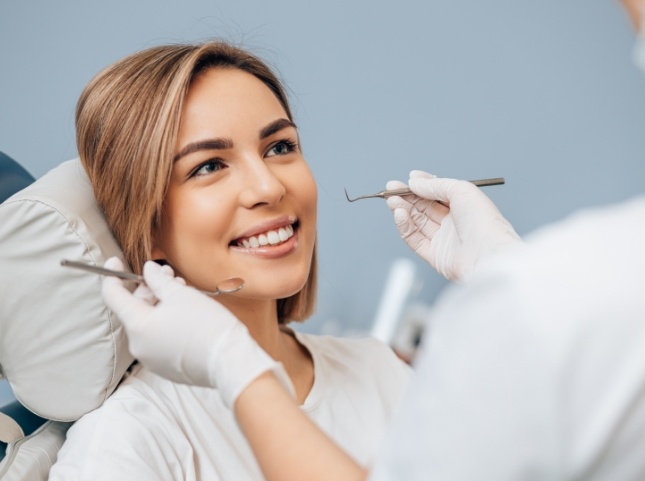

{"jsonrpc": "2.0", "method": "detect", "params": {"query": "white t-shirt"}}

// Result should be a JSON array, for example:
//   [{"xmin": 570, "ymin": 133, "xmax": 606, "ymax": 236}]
[
  {"xmin": 371, "ymin": 196, "xmax": 645, "ymax": 481},
  {"xmin": 50, "ymin": 330, "xmax": 410, "ymax": 481}
]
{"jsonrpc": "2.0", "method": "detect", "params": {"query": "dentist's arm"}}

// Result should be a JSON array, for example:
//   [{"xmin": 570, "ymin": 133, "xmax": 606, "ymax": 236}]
[
  {"xmin": 102, "ymin": 258, "xmax": 367, "ymax": 481},
  {"xmin": 235, "ymin": 372, "xmax": 367, "ymax": 481},
  {"xmin": 387, "ymin": 170, "xmax": 521, "ymax": 281}
]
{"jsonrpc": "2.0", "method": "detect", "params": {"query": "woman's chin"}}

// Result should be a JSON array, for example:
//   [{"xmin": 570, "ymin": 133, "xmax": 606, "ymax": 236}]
[
  {"xmin": 245, "ymin": 269, "xmax": 309, "ymax": 298},
  {"xmin": 253, "ymin": 282, "xmax": 307, "ymax": 300}
]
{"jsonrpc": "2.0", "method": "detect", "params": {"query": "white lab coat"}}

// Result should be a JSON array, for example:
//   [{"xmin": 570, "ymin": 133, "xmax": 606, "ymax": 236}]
[{"xmin": 371, "ymin": 195, "xmax": 645, "ymax": 480}]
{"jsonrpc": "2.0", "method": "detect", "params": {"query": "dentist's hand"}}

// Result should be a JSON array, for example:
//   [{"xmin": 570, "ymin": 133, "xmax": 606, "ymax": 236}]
[
  {"xmin": 101, "ymin": 257, "xmax": 294, "ymax": 408},
  {"xmin": 387, "ymin": 170, "xmax": 521, "ymax": 281}
]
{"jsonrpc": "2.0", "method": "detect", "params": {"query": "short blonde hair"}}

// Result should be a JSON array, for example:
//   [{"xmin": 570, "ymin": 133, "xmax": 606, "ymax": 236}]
[{"xmin": 76, "ymin": 41, "xmax": 317, "ymax": 322}]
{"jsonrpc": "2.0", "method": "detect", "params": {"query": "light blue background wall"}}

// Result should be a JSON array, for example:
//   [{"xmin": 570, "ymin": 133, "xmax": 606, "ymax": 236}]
[{"xmin": 1, "ymin": 0, "xmax": 644, "ymax": 356}]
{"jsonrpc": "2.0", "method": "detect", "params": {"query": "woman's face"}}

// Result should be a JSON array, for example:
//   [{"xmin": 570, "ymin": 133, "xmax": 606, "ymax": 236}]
[{"xmin": 152, "ymin": 68, "xmax": 317, "ymax": 308}]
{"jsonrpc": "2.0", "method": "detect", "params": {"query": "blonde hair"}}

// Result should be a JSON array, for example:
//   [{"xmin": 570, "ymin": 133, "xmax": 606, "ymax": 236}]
[{"xmin": 76, "ymin": 41, "xmax": 317, "ymax": 322}]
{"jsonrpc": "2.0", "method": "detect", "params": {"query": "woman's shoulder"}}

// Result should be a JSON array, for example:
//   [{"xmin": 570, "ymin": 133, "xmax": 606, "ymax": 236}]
[
  {"xmin": 292, "ymin": 328, "xmax": 412, "ymax": 461},
  {"xmin": 292, "ymin": 328, "xmax": 397, "ymax": 355},
  {"xmin": 73, "ymin": 363, "xmax": 219, "ymax": 431},
  {"xmin": 50, "ymin": 365, "xmax": 199, "ymax": 480},
  {"xmin": 291, "ymin": 329, "xmax": 411, "ymax": 380}
]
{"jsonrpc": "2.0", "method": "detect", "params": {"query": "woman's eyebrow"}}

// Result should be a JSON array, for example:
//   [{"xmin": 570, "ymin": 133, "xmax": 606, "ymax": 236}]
[
  {"xmin": 174, "ymin": 138, "xmax": 233, "ymax": 162},
  {"xmin": 173, "ymin": 119, "xmax": 296, "ymax": 162},
  {"xmin": 259, "ymin": 118, "xmax": 297, "ymax": 140}
]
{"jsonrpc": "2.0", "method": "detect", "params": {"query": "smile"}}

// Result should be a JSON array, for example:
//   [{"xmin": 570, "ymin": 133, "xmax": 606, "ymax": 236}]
[{"xmin": 234, "ymin": 224, "xmax": 295, "ymax": 248}]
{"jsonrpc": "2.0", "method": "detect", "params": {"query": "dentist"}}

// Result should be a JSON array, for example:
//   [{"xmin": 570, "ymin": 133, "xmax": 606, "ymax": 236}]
[{"xmin": 102, "ymin": 1, "xmax": 645, "ymax": 479}]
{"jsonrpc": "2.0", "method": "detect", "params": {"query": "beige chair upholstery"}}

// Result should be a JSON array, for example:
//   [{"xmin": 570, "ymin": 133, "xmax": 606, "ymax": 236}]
[
  {"xmin": 0, "ymin": 421, "xmax": 71, "ymax": 481},
  {"xmin": 0, "ymin": 159, "xmax": 134, "ymax": 479}
]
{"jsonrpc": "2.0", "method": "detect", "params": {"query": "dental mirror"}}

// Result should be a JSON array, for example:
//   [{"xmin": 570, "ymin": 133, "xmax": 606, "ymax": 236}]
[
  {"xmin": 61, "ymin": 259, "xmax": 245, "ymax": 297},
  {"xmin": 207, "ymin": 277, "xmax": 245, "ymax": 295}
]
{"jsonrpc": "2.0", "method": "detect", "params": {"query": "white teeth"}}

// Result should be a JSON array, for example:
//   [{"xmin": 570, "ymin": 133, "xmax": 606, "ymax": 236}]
[
  {"xmin": 237, "ymin": 225, "xmax": 295, "ymax": 248},
  {"xmin": 268, "ymin": 231, "xmax": 280, "ymax": 245}
]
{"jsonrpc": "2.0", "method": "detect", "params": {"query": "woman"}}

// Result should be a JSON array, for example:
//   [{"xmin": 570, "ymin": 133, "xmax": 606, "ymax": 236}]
[{"xmin": 48, "ymin": 41, "xmax": 411, "ymax": 480}]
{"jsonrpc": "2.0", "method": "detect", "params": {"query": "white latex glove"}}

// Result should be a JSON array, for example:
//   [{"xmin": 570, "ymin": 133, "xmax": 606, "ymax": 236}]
[
  {"xmin": 386, "ymin": 170, "xmax": 521, "ymax": 281},
  {"xmin": 102, "ymin": 257, "xmax": 294, "ymax": 408}
]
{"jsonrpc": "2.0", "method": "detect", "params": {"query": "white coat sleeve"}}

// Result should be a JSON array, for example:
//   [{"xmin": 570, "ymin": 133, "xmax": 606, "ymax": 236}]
[{"xmin": 369, "ymin": 197, "xmax": 645, "ymax": 481}]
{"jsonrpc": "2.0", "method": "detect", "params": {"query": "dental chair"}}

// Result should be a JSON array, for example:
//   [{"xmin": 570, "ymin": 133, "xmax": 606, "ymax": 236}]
[
  {"xmin": 0, "ymin": 156, "xmax": 134, "ymax": 480},
  {"xmin": 0, "ymin": 152, "xmax": 34, "ymax": 202}
]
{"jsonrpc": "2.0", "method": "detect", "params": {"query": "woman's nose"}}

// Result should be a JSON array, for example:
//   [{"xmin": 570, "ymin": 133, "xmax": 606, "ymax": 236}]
[{"xmin": 238, "ymin": 159, "xmax": 286, "ymax": 209}]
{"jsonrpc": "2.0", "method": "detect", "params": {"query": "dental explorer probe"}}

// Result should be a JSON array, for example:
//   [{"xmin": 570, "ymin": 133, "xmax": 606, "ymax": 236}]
[
  {"xmin": 61, "ymin": 259, "xmax": 244, "ymax": 296},
  {"xmin": 344, "ymin": 177, "xmax": 505, "ymax": 202}
]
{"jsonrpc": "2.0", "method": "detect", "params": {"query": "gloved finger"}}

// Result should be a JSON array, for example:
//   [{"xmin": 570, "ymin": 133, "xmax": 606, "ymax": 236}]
[
  {"xmin": 409, "ymin": 170, "xmax": 437, "ymax": 180},
  {"xmin": 102, "ymin": 273, "xmax": 151, "ymax": 326},
  {"xmin": 386, "ymin": 178, "xmax": 449, "ymax": 215},
  {"xmin": 133, "ymin": 283, "xmax": 157, "ymax": 305},
  {"xmin": 387, "ymin": 194, "xmax": 448, "ymax": 232},
  {"xmin": 104, "ymin": 256, "xmax": 126, "ymax": 272},
  {"xmin": 386, "ymin": 194, "xmax": 413, "ymax": 213},
  {"xmin": 160, "ymin": 264, "xmax": 175, "ymax": 277},
  {"xmin": 103, "ymin": 257, "xmax": 157, "ymax": 305},
  {"xmin": 408, "ymin": 195, "xmax": 450, "ymax": 224},
  {"xmin": 386, "ymin": 180, "xmax": 408, "ymax": 191},
  {"xmin": 141, "ymin": 260, "xmax": 186, "ymax": 300},
  {"xmin": 392, "ymin": 207, "xmax": 412, "ymax": 234},
  {"xmin": 408, "ymin": 205, "xmax": 442, "ymax": 239},
  {"xmin": 392, "ymin": 207, "xmax": 432, "ymax": 249},
  {"xmin": 388, "ymin": 176, "xmax": 450, "ymax": 219},
  {"xmin": 408, "ymin": 176, "xmax": 478, "ymax": 205},
  {"xmin": 385, "ymin": 179, "xmax": 421, "ymax": 214},
  {"xmin": 394, "ymin": 209, "xmax": 434, "ymax": 257}
]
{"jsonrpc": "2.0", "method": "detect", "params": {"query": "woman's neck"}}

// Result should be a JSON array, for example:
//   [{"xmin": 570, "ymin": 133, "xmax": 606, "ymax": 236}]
[
  {"xmin": 220, "ymin": 296, "xmax": 281, "ymax": 352},
  {"xmin": 218, "ymin": 296, "xmax": 314, "ymax": 404}
]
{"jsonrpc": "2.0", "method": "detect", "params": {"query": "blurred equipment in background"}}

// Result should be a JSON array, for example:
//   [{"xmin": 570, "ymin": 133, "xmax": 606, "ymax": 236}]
[{"xmin": 370, "ymin": 258, "xmax": 431, "ymax": 364}]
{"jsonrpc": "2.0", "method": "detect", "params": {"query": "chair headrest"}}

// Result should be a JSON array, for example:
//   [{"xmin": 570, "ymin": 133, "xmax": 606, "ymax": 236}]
[
  {"xmin": 0, "ymin": 159, "xmax": 134, "ymax": 421},
  {"xmin": 0, "ymin": 151, "xmax": 35, "ymax": 203}
]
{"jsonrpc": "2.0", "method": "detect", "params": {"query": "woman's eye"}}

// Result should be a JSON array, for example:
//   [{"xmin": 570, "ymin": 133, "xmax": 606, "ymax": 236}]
[
  {"xmin": 191, "ymin": 159, "xmax": 226, "ymax": 177},
  {"xmin": 266, "ymin": 140, "xmax": 298, "ymax": 157}
]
